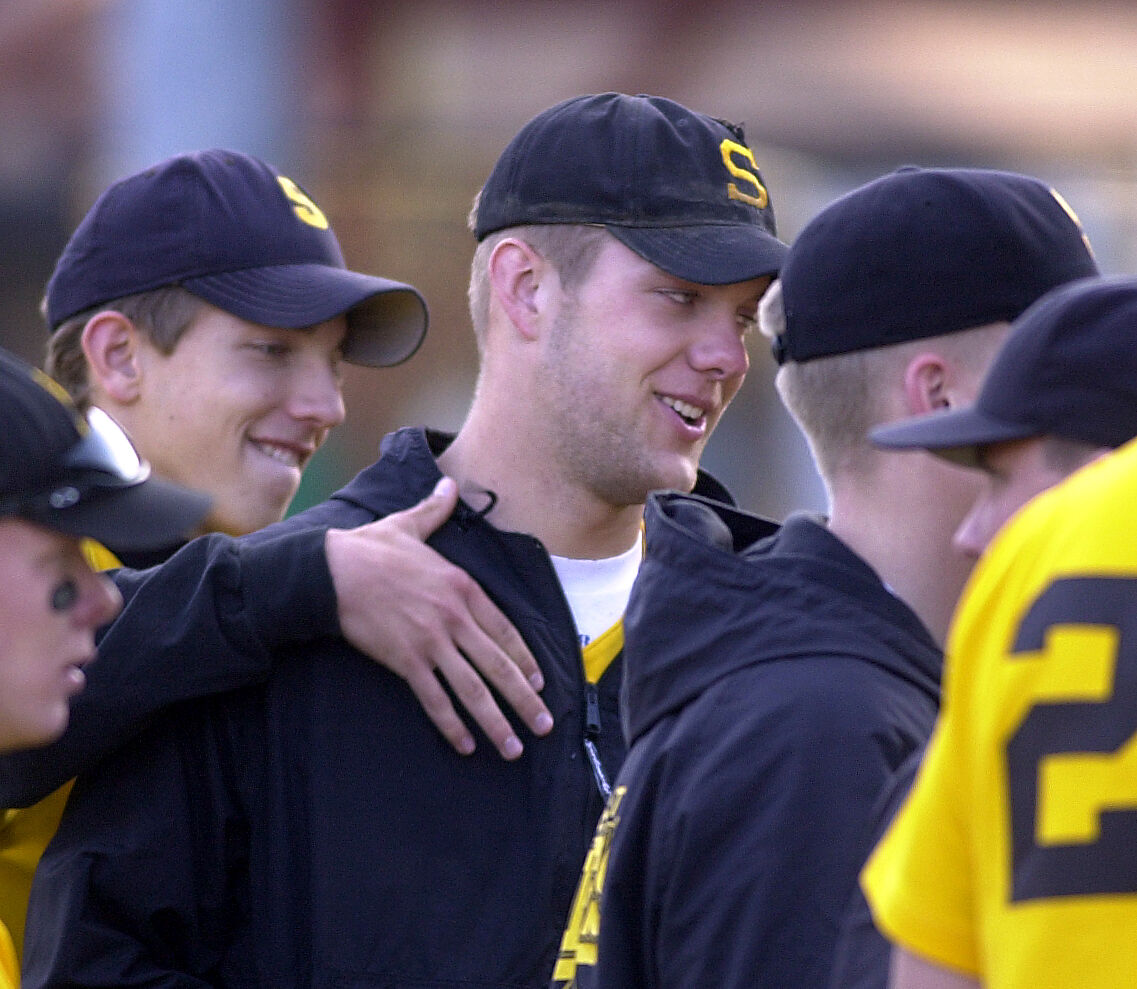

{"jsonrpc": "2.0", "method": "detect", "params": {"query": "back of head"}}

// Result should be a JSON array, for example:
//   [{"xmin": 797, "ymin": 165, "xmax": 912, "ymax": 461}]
[
  {"xmin": 473, "ymin": 92, "xmax": 788, "ymax": 285},
  {"xmin": 0, "ymin": 347, "xmax": 208, "ymax": 552},
  {"xmin": 45, "ymin": 149, "xmax": 428, "ymax": 368},
  {"xmin": 872, "ymin": 274, "xmax": 1137, "ymax": 465},
  {"xmin": 770, "ymin": 166, "xmax": 1100, "ymax": 365}
]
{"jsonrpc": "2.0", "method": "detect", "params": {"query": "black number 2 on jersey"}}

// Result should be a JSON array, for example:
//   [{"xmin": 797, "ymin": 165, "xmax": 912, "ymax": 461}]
[{"xmin": 1007, "ymin": 576, "xmax": 1137, "ymax": 901}]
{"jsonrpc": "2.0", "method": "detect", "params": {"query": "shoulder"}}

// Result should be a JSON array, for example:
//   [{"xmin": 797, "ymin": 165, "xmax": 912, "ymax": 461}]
[{"xmin": 652, "ymin": 656, "xmax": 921, "ymax": 793}]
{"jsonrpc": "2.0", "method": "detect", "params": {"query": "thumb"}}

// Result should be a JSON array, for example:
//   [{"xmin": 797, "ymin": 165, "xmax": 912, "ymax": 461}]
[{"xmin": 398, "ymin": 476, "xmax": 460, "ymax": 540}]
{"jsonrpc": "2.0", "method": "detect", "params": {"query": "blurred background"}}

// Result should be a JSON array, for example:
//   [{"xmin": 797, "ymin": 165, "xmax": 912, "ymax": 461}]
[{"xmin": 3, "ymin": 0, "xmax": 1136, "ymax": 520}]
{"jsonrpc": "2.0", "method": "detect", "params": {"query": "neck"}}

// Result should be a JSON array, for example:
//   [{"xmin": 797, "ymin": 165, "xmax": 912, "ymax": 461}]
[
  {"xmin": 826, "ymin": 461, "xmax": 977, "ymax": 648},
  {"xmin": 436, "ymin": 416, "xmax": 644, "ymax": 560}
]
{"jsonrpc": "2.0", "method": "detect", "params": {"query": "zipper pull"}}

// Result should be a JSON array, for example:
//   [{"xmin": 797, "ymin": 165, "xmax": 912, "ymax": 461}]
[{"xmin": 584, "ymin": 683, "xmax": 611, "ymax": 799}]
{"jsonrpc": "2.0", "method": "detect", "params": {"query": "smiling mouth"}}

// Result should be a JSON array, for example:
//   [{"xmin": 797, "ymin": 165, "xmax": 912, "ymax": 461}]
[
  {"xmin": 661, "ymin": 396, "xmax": 706, "ymax": 426},
  {"xmin": 251, "ymin": 441, "xmax": 306, "ymax": 469}
]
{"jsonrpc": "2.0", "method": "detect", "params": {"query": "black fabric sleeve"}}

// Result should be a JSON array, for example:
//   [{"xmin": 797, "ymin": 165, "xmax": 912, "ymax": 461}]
[
  {"xmin": 602, "ymin": 660, "xmax": 915, "ymax": 989},
  {"xmin": 22, "ymin": 700, "xmax": 250, "ymax": 988},
  {"xmin": 825, "ymin": 746, "xmax": 925, "ymax": 989},
  {"xmin": 0, "ymin": 526, "xmax": 337, "ymax": 806}
]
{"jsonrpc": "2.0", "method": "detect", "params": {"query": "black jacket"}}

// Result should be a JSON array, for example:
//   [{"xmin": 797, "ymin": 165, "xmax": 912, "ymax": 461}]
[
  {"xmin": 564, "ymin": 492, "xmax": 941, "ymax": 989},
  {"xmin": 24, "ymin": 427, "xmax": 673, "ymax": 989}
]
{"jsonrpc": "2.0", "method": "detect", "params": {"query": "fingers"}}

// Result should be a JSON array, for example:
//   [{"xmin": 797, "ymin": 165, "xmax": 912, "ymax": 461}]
[
  {"xmin": 450, "ymin": 619, "xmax": 554, "ymax": 755},
  {"xmin": 327, "ymin": 489, "xmax": 556, "ymax": 762},
  {"xmin": 399, "ymin": 624, "xmax": 552, "ymax": 761},
  {"xmin": 468, "ymin": 587, "xmax": 545, "ymax": 693},
  {"xmin": 394, "ymin": 476, "xmax": 460, "ymax": 540},
  {"xmin": 399, "ymin": 661, "xmax": 480, "ymax": 757},
  {"xmin": 419, "ymin": 582, "xmax": 553, "ymax": 760}
]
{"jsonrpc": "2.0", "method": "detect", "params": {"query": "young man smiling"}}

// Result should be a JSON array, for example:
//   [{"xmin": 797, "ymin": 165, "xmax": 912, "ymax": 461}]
[
  {"xmin": 21, "ymin": 93, "xmax": 787, "ymax": 988},
  {"xmin": 42, "ymin": 149, "xmax": 427, "ymax": 545}
]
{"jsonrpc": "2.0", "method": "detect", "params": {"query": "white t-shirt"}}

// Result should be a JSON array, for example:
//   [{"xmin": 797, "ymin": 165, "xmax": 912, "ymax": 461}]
[{"xmin": 550, "ymin": 532, "xmax": 643, "ymax": 649}]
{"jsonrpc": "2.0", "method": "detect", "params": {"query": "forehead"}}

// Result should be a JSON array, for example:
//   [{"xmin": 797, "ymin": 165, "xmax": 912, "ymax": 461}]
[{"xmin": 0, "ymin": 516, "xmax": 77, "ymax": 561}]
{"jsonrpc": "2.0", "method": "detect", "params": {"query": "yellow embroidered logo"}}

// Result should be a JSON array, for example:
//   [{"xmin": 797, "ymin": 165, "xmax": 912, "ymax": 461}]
[
  {"xmin": 720, "ymin": 139, "xmax": 769, "ymax": 209},
  {"xmin": 553, "ymin": 786, "xmax": 627, "ymax": 984},
  {"xmin": 276, "ymin": 175, "xmax": 329, "ymax": 230},
  {"xmin": 1049, "ymin": 187, "xmax": 1095, "ymax": 260}
]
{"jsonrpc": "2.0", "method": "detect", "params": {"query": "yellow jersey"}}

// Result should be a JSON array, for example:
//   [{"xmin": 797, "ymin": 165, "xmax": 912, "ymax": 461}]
[
  {"xmin": 863, "ymin": 438, "xmax": 1137, "ymax": 986},
  {"xmin": 0, "ymin": 920, "xmax": 16, "ymax": 989}
]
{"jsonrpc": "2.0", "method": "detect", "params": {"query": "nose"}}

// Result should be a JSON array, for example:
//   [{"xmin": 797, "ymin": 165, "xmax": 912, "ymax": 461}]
[
  {"xmin": 689, "ymin": 315, "xmax": 750, "ymax": 381},
  {"xmin": 289, "ymin": 360, "xmax": 347, "ymax": 430},
  {"xmin": 952, "ymin": 510, "xmax": 988, "ymax": 561},
  {"xmin": 76, "ymin": 570, "xmax": 123, "ymax": 630}
]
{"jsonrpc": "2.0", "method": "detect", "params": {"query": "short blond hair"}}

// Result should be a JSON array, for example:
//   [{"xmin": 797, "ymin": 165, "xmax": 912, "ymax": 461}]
[
  {"xmin": 44, "ymin": 286, "xmax": 205, "ymax": 411},
  {"xmin": 465, "ymin": 190, "xmax": 609, "ymax": 350},
  {"xmin": 760, "ymin": 279, "xmax": 1010, "ymax": 485}
]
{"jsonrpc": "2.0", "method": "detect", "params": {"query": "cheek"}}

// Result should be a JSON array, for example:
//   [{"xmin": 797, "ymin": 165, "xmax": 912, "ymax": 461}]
[
  {"xmin": 0, "ymin": 628, "xmax": 64, "ymax": 730},
  {"xmin": 721, "ymin": 367, "xmax": 748, "ymax": 409}
]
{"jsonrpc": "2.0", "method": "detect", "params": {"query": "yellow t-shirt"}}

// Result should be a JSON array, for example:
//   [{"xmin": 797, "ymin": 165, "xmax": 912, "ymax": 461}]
[
  {"xmin": 0, "ymin": 920, "xmax": 16, "ymax": 989},
  {"xmin": 863, "ymin": 438, "xmax": 1137, "ymax": 987},
  {"xmin": 0, "ymin": 785, "xmax": 73, "ymax": 966}
]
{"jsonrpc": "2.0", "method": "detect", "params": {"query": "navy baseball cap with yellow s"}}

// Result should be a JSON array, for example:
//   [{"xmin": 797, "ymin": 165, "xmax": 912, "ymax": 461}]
[
  {"xmin": 45, "ymin": 149, "xmax": 428, "ymax": 367},
  {"xmin": 0, "ymin": 347, "xmax": 209, "ymax": 550},
  {"xmin": 770, "ymin": 166, "xmax": 1100, "ymax": 364},
  {"xmin": 474, "ymin": 92, "xmax": 788, "ymax": 284}
]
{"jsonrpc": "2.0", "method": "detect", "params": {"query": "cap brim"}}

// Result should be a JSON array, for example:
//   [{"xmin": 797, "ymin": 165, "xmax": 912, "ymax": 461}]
[
  {"xmin": 40, "ymin": 476, "xmax": 211, "ymax": 553},
  {"xmin": 869, "ymin": 407, "xmax": 1039, "ymax": 468},
  {"xmin": 184, "ymin": 265, "xmax": 429, "ymax": 367},
  {"xmin": 608, "ymin": 223, "xmax": 788, "ymax": 284}
]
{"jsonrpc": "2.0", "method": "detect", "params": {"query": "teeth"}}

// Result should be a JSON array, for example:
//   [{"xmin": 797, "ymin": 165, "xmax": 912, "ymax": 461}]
[
  {"xmin": 254, "ymin": 442, "xmax": 302, "ymax": 468},
  {"xmin": 662, "ymin": 396, "xmax": 705, "ymax": 423}
]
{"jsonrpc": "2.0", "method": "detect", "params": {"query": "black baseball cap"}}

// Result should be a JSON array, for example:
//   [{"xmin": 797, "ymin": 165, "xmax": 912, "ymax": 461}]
[
  {"xmin": 45, "ymin": 149, "xmax": 428, "ymax": 368},
  {"xmin": 0, "ymin": 348, "xmax": 210, "ymax": 551},
  {"xmin": 473, "ymin": 93, "xmax": 788, "ymax": 285},
  {"xmin": 871, "ymin": 275, "xmax": 1137, "ymax": 466},
  {"xmin": 772, "ymin": 166, "xmax": 1099, "ymax": 364}
]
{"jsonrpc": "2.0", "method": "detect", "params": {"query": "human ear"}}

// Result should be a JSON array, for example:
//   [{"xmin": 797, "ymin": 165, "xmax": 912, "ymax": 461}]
[
  {"xmin": 901, "ymin": 353, "xmax": 950, "ymax": 415},
  {"xmin": 487, "ymin": 238, "xmax": 551, "ymax": 342},
  {"xmin": 81, "ymin": 311, "xmax": 144, "ymax": 404}
]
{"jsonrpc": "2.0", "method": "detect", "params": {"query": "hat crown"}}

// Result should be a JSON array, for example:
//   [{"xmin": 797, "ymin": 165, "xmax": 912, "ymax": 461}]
[
  {"xmin": 475, "ymin": 92, "xmax": 778, "ymax": 236},
  {"xmin": 473, "ymin": 93, "xmax": 788, "ymax": 284},
  {"xmin": 981, "ymin": 274, "xmax": 1137, "ymax": 448},
  {"xmin": 46, "ymin": 149, "xmax": 346, "ymax": 328},
  {"xmin": 777, "ymin": 166, "xmax": 1100, "ymax": 363}
]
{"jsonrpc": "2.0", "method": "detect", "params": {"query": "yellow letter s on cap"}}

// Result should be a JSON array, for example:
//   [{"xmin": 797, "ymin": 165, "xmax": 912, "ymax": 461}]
[{"xmin": 721, "ymin": 139, "xmax": 769, "ymax": 210}]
